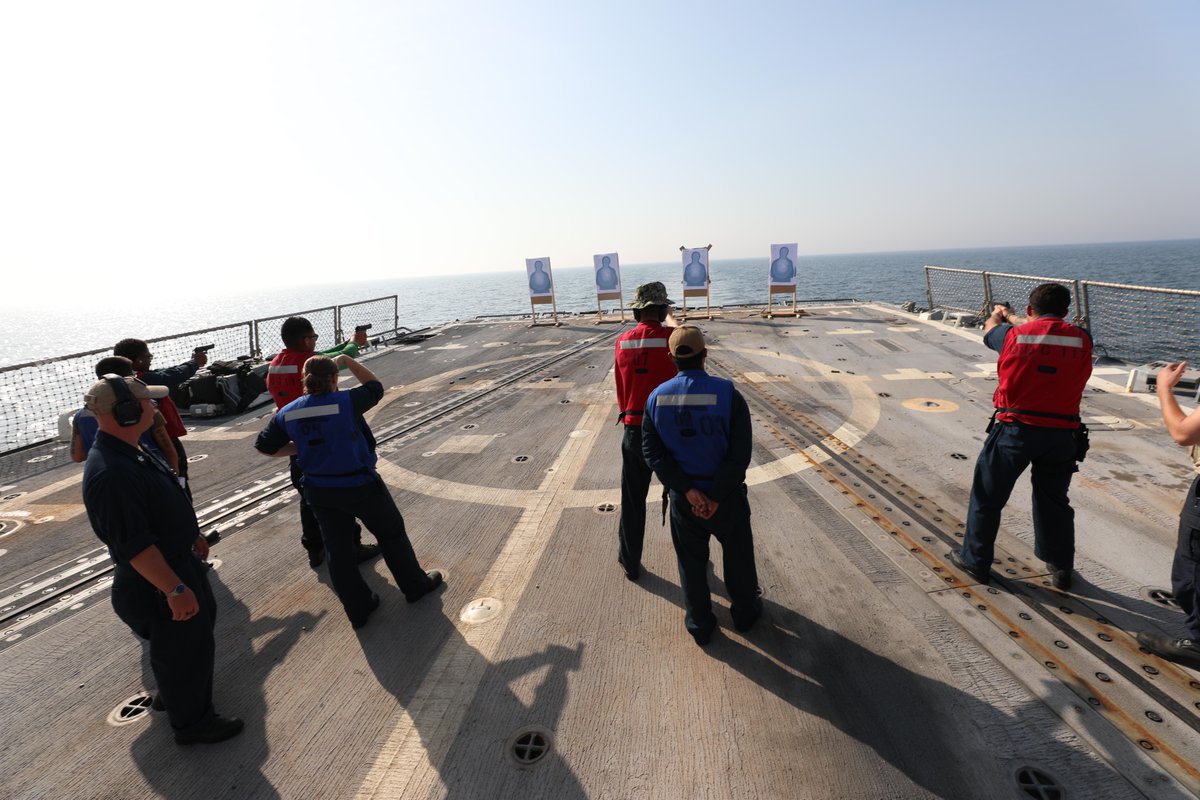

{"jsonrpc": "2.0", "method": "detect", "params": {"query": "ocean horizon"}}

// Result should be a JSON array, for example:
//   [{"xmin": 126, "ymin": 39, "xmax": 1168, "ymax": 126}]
[{"xmin": 2, "ymin": 237, "xmax": 1197, "ymax": 368}]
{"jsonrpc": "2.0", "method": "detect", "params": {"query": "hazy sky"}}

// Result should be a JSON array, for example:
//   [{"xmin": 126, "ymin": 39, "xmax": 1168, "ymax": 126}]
[{"xmin": 1, "ymin": 1, "xmax": 1197, "ymax": 299}]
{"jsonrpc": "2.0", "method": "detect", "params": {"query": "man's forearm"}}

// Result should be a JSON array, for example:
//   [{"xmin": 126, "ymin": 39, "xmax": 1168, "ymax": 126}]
[
  {"xmin": 129, "ymin": 545, "xmax": 183, "ymax": 594},
  {"xmin": 1158, "ymin": 385, "xmax": 1200, "ymax": 446},
  {"xmin": 343, "ymin": 358, "xmax": 377, "ymax": 385}
]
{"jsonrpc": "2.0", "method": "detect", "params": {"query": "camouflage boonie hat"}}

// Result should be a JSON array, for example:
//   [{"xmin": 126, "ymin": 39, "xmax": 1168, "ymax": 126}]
[{"xmin": 629, "ymin": 282, "xmax": 675, "ymax": 309}]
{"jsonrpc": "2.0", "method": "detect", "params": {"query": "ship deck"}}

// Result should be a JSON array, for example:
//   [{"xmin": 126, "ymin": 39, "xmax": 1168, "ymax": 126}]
[{"xmin": 1, "ymin": 303, "xmax": 1198, "ymax": 800}]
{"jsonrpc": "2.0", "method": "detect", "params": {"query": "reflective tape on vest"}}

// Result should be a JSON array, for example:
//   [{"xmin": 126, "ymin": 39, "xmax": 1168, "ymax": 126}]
[
  {"xmin": 1015, "ymin": 334, "xmax": 1085, "ymax": 348},
  {"xmin": 268, "ymin": 365, "xmax": 299, "ymax": 373},
  {"xmin": 618, "ymin": 338, "xmax": 669, "ymax": 350},
  {"xmin": 283, "ymin": 404, "xmax": 341, "ymax": 422},
  {"xmin": 654, "ymin": 393, "xmax": 719, "ymax": 406}
]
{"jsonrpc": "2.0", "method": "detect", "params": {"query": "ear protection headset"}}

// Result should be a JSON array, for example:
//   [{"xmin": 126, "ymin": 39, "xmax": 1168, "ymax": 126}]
[{"xmin": 102, "ymin": 374, "xmax": 145, "ymax": 428}]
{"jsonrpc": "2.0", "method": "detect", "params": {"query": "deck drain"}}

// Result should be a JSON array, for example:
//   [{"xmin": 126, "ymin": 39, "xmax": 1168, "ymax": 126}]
[
  {"xmin": 950, "ymin": 453, "xmax": 969, "ymax": 460},
  {"xmin": 460, "ymin": 424, "xmax": 478, "ymax": 430},
  {"xmin": 107, "ymin": 692, "xmax": 154, "ymax": 726},
  {"xmin": 460, "ymin": 597, "xmax": 503, "ymax": 624},
  {"xmin": 512, "ymin": 455, "xmax": 530, "ymax": 463},
  {"xmin": 1, "ymin": 492, "xmax": 26, "ymax": 502},
  {"xmin": 187, "ymin": 454, "xmax": 208, "ymax": 463},
  {"xmin": 507, "ymin": 728, "xmax": 552, "ymax": 767},
  {"xmin": 1144, "ymin": 588, "xmax": 1180, "ymax": 610},
  {"xmin": 422, "ymin": 451, "xmax": 438, "ymax": 457},
  {"xmin": 594, "ymin": 503, "xmax": 616, "ymax": 514},
  {"xmin": 1013, "ymin": 766, "xmax": 1063, "ymax": 799}
]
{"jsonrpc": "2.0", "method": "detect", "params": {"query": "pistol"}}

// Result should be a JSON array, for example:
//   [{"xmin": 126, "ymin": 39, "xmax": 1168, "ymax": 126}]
[
  {"xmin": 355, "ymin": 324, "xmax": 373, "ymax": 333},
  {"xmin": 194, "ymin": 344, "xmax": 216, "ymax": 353}
]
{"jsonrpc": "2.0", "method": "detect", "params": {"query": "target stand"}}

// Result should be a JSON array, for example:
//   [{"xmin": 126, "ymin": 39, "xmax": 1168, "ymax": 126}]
[
  {"xmin": 765, "ymin": 285, "xmax": 803, "ymax": 318},
  {"xmin": 529, "ymin": 295, "xmax": 561, "ymax": 327},
  {"xmin": 595, "ymin": 291, "xmax": 625, "ymax": 324}
]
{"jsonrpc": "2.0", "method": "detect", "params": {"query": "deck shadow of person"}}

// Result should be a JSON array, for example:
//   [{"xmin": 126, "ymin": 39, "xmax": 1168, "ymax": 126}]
[
  {"xmin": 355, "ymin": 594, "xmax": 587, "ymax": 800},
  {"xmin": 130, "ymin": 566, "xmax": 320, "ymax": 799},
  {"xmin": 638, "ymin": 573, "xmax": 1143, "ymax": 798}
]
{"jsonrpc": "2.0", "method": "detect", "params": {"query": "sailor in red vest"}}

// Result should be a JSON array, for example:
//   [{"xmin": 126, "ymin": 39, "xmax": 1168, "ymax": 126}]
[
  {"xmin": 613, "ymin": 282, "xmax": 678, "ymax": 581},
  {"xmin": 267, "ymin": 316, "xmax": 377, "ymax": 568},
  {"xmin": 950, "ymin": 283, "xmax": 1092, "ymax": 590}
]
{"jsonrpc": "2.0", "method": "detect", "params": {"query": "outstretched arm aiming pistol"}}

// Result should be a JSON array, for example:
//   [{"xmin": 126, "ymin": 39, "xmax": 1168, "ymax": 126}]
[
  {"xmin": 334, "ymin": 354, "xmax": 379, "ymax": 385},
  {"xmin": 1157, "ymin": 362, "xmax": 1200, "ymax": 446}
]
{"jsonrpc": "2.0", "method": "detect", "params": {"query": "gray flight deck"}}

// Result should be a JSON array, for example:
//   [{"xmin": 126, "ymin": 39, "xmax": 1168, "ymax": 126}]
[{"xmin": 1, "ymin": 303, "xmax": 1198, "ymax": 799}]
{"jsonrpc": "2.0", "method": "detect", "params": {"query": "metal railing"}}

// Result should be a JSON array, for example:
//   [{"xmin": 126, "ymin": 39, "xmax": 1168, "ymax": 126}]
[
  {"xmin": 925, "ymin": 266, "xmax": 1199, "ymax": 364},
  {"xmin": 0, "ymin": 296, "xmax": 400, "ymax": 454}
]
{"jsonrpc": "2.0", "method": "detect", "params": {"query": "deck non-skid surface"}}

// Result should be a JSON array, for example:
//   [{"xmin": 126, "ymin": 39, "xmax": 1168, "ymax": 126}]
[{"xmin": 0, "ymin": 308, "xmax": 1197, "ymax": 799}]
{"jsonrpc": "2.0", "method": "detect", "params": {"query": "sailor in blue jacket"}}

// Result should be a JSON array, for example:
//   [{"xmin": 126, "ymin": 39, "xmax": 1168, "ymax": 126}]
[
  {"xmin": 642, "ymin": 326, "xmax": 762, "ymax": 645},
  {"xmin": 255, "ymin": 354, "xmax": 443, "ymax": 629}
]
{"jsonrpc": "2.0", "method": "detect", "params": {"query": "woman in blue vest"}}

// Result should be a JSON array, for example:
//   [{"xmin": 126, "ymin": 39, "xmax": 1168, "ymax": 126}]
[{"xmin": 255, "ymin": 354, "xmax": 443, "ymax": 628}]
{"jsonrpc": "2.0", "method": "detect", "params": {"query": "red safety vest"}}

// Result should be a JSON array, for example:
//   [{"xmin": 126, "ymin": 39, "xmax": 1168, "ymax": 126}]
[
  {"xmin": 267, "ymin": 348, "xmax": 312, "ymax": 410},
  {"xmin": 615, "ymin": 322, "xmax": 677, "ymax": 426},
  {"xmin": 993, "ymin": 316, "xmax": 1092, "ymax": 428}
]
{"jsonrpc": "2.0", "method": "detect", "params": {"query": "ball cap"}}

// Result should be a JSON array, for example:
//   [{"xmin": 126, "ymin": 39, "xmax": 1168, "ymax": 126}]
[
  {"xmin": 629, "ymin": 281, "xmax": 675, "ymax": 309},
  {"xmin": 668, "ymin": 326, "xmax": 706, "ymax": 358},
  {"xmin": 84, "ymin": 375, "xmax": 169, "ymax": 415}
]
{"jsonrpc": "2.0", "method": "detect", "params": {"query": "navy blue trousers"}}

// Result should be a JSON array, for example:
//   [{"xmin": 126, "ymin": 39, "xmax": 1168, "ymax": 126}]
[
  {"xmin": 290, "ymin": 457, "xmax": 359, "ymax": 556},
  {"xmin": 112, "ymin": 555, "xmax": 215, "ymax": 733},
  {"xmin": 618, "ymin": 425, "xmax": 655, "ymax": 572},
  {"xmin": 1173, "ymin": 475, "xmax": 1200, "ymax": 639},
  {"xmin": 304, "ymin": 477, "xmax": 430, "ymax": 622},
  {"xmin": 668, "ymin": 485, "xmax": 762, "ymax": 636},
  {"xmin": 962, "ymin": 422, "xmax": 1078, "ymax": 573}
]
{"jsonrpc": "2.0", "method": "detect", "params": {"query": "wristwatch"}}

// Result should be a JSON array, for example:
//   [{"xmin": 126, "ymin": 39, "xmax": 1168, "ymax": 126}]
[{"xmin": 168, "ymin": 583, "xmax": 186, "ymax": 597}]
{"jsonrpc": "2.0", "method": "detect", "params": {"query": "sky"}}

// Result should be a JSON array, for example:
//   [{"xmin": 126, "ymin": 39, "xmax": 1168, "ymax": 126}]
[{"xmin": 1, "ymin": 1, "xmax": 1197, "ymax": 301}]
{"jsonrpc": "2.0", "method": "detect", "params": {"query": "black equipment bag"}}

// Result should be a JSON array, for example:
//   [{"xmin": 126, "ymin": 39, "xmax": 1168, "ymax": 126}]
[
  {"xmin": 207, "ymin": 359, "xmax": 244, "ymax": 376},
  {"xmin": 176, "ymin": 372, "xmax": 222, "ymax": 407},
  {"xmin": 218, "ymin": 362, "xmax": 268, "ymax": 413}
]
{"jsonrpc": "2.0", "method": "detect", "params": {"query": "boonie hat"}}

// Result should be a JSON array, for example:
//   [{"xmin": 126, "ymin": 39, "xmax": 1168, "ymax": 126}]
[
  {"xmin": 629, "ymin": 282, "xmax": 675, "ymax": 309},
  {"xmin": 84, "ymin": 375, "xmax": 169, "ymax": 415},
  {"xmin": 668, "ymin": 326, "xmax": 706, "ymax": 358}
]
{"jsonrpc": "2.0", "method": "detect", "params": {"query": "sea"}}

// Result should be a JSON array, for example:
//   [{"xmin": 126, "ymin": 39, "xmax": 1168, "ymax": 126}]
[{"xmin": 2, "ymin": 239, "xmax": 1198, "ymax": 369}]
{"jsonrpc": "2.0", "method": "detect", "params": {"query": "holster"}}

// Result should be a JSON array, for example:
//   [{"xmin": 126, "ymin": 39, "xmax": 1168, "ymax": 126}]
[{"xmin": 1073, "ymin": 423, "xmax": 1090, "ymax": 462}]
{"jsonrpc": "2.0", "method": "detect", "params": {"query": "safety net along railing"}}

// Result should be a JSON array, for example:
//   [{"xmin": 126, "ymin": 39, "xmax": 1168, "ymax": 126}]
[
  {"xmin": 336, "ymin": 296, "xmax": 401, "ymax": 342},
  {"xmin": 252, "ymin": 306, "xmax": 338, "ymax": 361},
  {"xmin": 0, "ymin": 322, "xmax": 254, "ymax": 454},
  {"xmin": 926, "ymin": 267, "xmax": 1082, "ymax": 323},
  {"xmin": 1081, "ymin": 281, "xmax": 1200, "ymax": 365},
  {"xmin": 2, "ymin": 295, "xmax": 402, "ymax": 456},
  {"xmin": 924, "ymin": 267, "xmax": 988, "ymax": 315}
]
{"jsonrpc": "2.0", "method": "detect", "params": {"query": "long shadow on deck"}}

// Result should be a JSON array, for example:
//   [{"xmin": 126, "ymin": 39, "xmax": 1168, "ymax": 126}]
[
  {"xmin": 356, "ymin": 595, "xmax": 587, "ymax": 799},
  {"xmin": 636, "ymin": 570, "xmax": 1143, "ymax": 800},
  {"xmin": 129, "ymin": 569, "xmax": 318, "ymax": 799}
]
